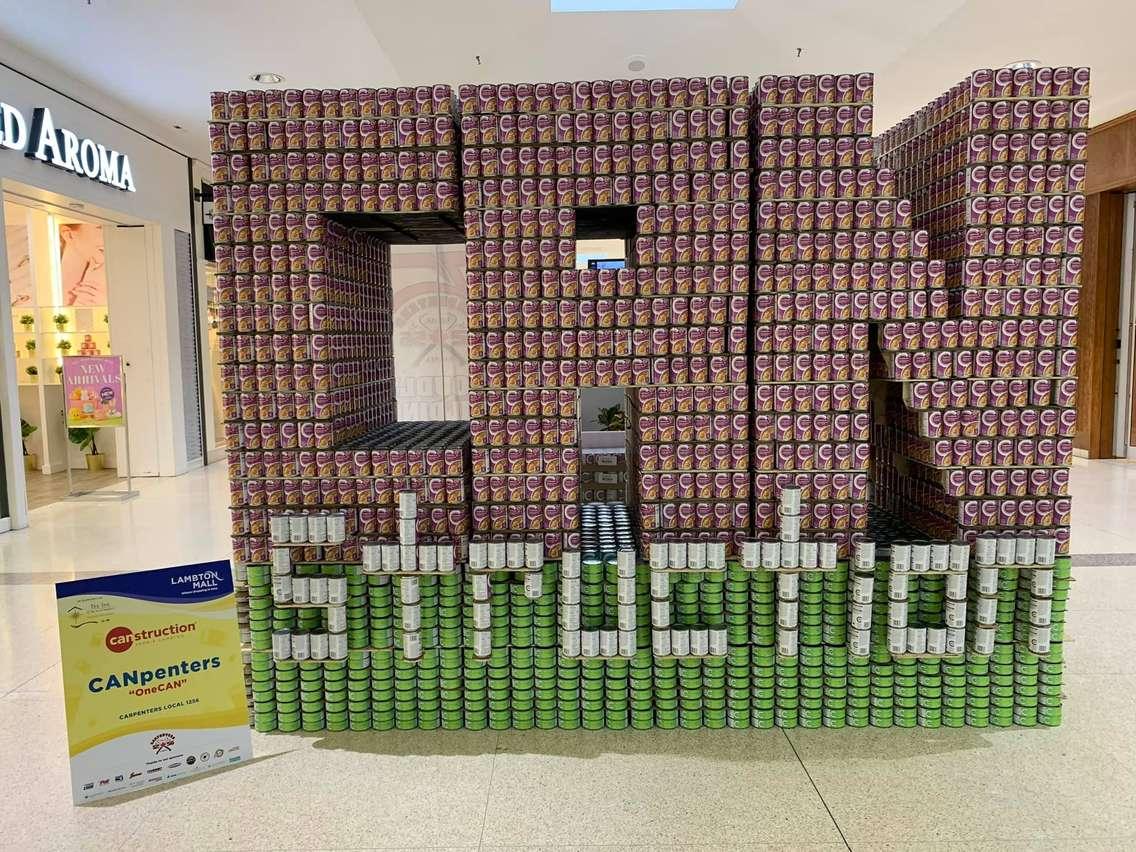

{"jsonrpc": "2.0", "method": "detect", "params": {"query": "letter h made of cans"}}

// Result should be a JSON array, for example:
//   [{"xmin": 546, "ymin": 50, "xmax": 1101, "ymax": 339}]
[{"xmin": 213, "ymin": 67, "xmax": 1087, "ymax": 733}]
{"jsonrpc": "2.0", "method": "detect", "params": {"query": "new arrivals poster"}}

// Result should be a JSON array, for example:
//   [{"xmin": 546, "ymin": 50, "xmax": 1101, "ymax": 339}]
[
  {"xmin": 56, "ymin": 561, "xmax": 252, "ymax": 803},
  {"xmin": 62, "ymin": 355, "xmax": 125, "ymax": 427}
]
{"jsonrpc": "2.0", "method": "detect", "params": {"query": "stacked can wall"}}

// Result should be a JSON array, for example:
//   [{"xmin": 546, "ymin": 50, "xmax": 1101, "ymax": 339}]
[
  {"xmin": 875, "ymin": 67, "xmax": 1085, "ymax": 548},
  {"xmin": 460, "ymin": 78, "xmax": 753, "ymax": 556}
]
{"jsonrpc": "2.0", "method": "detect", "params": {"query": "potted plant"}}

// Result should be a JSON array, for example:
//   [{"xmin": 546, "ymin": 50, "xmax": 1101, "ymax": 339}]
[
  {"xmin": 57, "ymin": 339, "xmax": 72, "ymax": 353},
  {"xmin": 24, "ymin": 339, "xmax": 35, "ymax": 355},
  {"xmin": 595, "ymin": 404, "xmax": 626, "ymax": 431},
  {"xmin": 53, "ymin": 313, "xmax": 68, "ymax": 331},
  {"xmin": 21, "ymin": 419, "xmax": 37, "ymax": 471},
  {"xmin": 54, "ymin": 365, "xmax": 63, "ymax": 379},
  {"xmin": 68, "ymin": 427, "xmax": 105, "ymax": 471},
  {"xmin": 25, "ymin": 365, "xmax": 38, "ymax": 380},
  {"xmin": 19, "ymin": 314, "xmax": 34, "ymax": 331}
]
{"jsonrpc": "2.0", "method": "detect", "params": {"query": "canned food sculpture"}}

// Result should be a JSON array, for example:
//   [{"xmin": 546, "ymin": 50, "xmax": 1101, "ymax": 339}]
[{"xmin": 214, "ymin": 67, "xmax": 1085, "ymax": 731}]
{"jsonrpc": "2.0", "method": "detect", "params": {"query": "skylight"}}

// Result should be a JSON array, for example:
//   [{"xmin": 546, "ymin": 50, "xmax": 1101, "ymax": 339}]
[{"xmin": 552, "ymin": 0, "xmax": 738, "ymax": 12}]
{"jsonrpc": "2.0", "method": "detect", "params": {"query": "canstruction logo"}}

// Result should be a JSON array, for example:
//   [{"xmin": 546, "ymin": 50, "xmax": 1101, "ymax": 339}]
[{"xmin": 104, "ymin": 622, "xmax": 197, "ymax": 653}]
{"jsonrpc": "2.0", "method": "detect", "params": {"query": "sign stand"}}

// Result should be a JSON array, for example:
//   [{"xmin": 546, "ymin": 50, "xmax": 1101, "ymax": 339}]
[{"xmin": 61, "ymin": 355, "xmax": 138, "ymax": 502}]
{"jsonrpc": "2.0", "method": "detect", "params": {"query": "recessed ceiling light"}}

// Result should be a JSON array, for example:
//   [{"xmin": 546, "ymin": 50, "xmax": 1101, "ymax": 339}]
[
  {"xmin": 627, "ymin": 55, "xmax": 647, "ymax": 73},
  {"xmin": 553, "ymin": 0, "xmax": 737, "ymax": 11},
  {"xmin": 1007, "ymin": 60, "xmax": 1041, "ymax": 70},
  {"xmin": 249, "ymin": 72, "xmax": 285, "ymax": 85},
  {"xmin": 173, "ymin": 123, "xmax": 184, "ymax": 130}
]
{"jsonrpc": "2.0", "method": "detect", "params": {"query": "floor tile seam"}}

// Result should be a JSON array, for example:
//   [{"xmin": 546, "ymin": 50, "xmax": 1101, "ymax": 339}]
[
  {"xmin": 0, "ymin": 660, "xmax": 58, "ymax": 700},
  {"xmin": 780, "ymin": 728, "xmax": 853, "ymax": 852},
  {"xmin": 476, "ymin": 731, "xmax": 501, "ymax": 852}
]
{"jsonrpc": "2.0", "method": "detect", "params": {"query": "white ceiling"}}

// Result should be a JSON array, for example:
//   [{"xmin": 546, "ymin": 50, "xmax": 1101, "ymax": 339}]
[{"xmin": 0, "ymin": 0, "xmax": 1132, "ymax": 164}]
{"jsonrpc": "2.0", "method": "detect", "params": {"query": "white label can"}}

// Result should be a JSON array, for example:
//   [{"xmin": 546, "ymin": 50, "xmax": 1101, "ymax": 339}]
[
  {"xmin": 972, "ymin": 626, "xmax": 996, "ymax": 655},
  {"xmin": 326, "ymin": 512, "xmax": 346, "ymax": 544},
  {"xmin": 851, "ymin": 574, "xmax": 874, "ymax": 604},
  {"xmin": 848, "ymin": 627, "xmax": 871, "ymax": 657},
  {"xmin": 472, "ymin": 574, "xmax": 491, "ymax": 601},
  {"xmin": 272, "ymin": 629, "xmax": 292, "ymax": 660},
  {"xmin": 289, "ymin": 514, "xmax": 308, "ymax": 544},
  {"xmin": 777, "ymin": 572, "xmax": 799, "ymax": 600},
  {"xmin": 400, "ymin": 544, "xmax": 418, "ymax": 572},
  {"xmin": 706, "ymin": 541, "xmax": 727, "ymax": 570},
  {"xmin": 651, "ymin": 570, "xmax": 670, "ymax": 598},
  {"xmin": 777, "ymin": 600, "xmax": 799, "ymax": 629},
  {"xmin": 909, "ymin": 543, "xmax": 930, "ymax": 573},
  {"xmin": 670, "ymin": 628, "xmax": 691, "ymax": 656},
  {"xmin": 400, "ymin": 576, "xmax": 420, "ymax": 604},
  {"xmin": 437, "ymin": 543, "xmax": 456, "ymax": 573},
  {"xmin": 581, "ymin": 630, "xmax": 601, "ymax": 657},
  {"xmin": 362, "ymin": 543, "xmax": 380, "ymax": 574},
  {"xmin": 906, "ymin": 626, "xmax": 927, "ymax": 654},
  {"xmin": 649, "ymin": 541, "xmax": 667, "ymax": 569},
  {"xmin": 975, "ymin": 596, "xmax": 997, "ymax": 625},
  {"xmin": 309, "ymin": 630, "xmax": 329, "ymax": 660},
  {"xmin": 403, "ymin": 630, "xmax": 422, "ymax": 660},
  {"xmin": 473, "ymin": 630, "xmax": 492, "ymax": 657},
  {"xmin": 472, "ymin": 601, "xmax": 492, "ymax": 629},
  {"xmin": 651, "ymin": 599, "xmax": 671, "ymax": 627},
  {"xmin": 668, "ymin": 539, "xmax": 688, "ymax": 570},
  {"xmin": 418, "ymin": 544, "xmax": 438, "ymax": 573},
  {"xmin": 780, "ymin": 539, "xmax": 800, "ymax": 570},
  {"xmin": 1035, "ymin": 536, "xmax": 1057, "ymax": 567},
  {"xmin": 946, "ymin": 572, "xmax": 968, "ymax": 601},
  {"xmin": 850, "ymin": 602, "xmax": 872, "ymax": 630},
  {"xmin": 270, "ymin": 515, "xmax": 291, "ymax": 544},
  {"xmin": 761, "ymin": 539, "xmax": 781, "ymax": 570},
  {"xmin": 381, "ymin": 542, "xmax": 400, "ymax": 572},
  {"xmin": 398, "ymin": 490, "xmax": 417, "ymax": 519},
  {"xmin": 690, "ymin": 628, "xmax": 709, "ymax": 656},
  {"xmin": 308, "ymin": 513, "xmax": 327, "ymax": 544},
  {"xmin": 271, "ymin": 574, "xmax": 293, "ymax": 603},
  {"xmin": 780, "ymin": 512, "xmax": 801, "ymax": 544},
  {"xmin": 853, "ymin": 540, "xmax": 875, "ymax": 572},
  {"xmin": 617, "ymin": 604, "xmax": 637, "ymax": 631},
  {"xmin": 328, "ymin": 631, "xmax": 347, "ymax": 659},
  {"xmin": 469, "ymin": 538, "xmax": 488, "ymax": 570},
  {"xmin": 617, "ymin": 548, "xmax": 637, "ymax": 577},
  {"xmin": 309, "ymin": 576, "xmax": 328, "ymax": 604},
  {"xmin": 327, "ymin": 605, "xmax": 347, "ymax": 633},
  {"xmin": 889, "ymin": 541, "xmax": 911, "ymax": 573},
  {"xmin": 741, "ymin": 539, "xmax": 760, "ymax": 569},
  {"xmin": 561, "ymin": 576, "xmax": 581, "ymax": 605},
  {"xmin": 887, "ymin": 626, "xmax": 906, "ymax": 654},
  {"xmin": 777, "ymin": 628, "xmax": 799, "ymax": 657},
  {"xmin": 524, "ymin": 571, "xmax": 543, "ymax": 599},
  {"xmin": 686, "ymin": 540, "xmax": 707, "ymax": 571},
  {"xmin": 973, "ymin": 535, "xmax": 997, "ymax": 566},
  {"xmin": 618, "ymin": 630, "xmax": 637, "ymax": 657},
  {"xmin": 799, "ymin": 540, "xmax": 819, "ymax": 570},
  {"xmin": 948, "ymin": 541, "xmax": 970, "ymax": 572},
  {"xmin": 559, "ymin": 629, "xmax": 580, "ymax": 657},
  {"xmin": 708, "ymin": 628, "xmax": 728, "ymax": 656},
  {"xmin": 327, "ymin": 577, "xmax": 348, "ymax": 604},
  {"xmin": 402, "ymin": 605, "xmax": 422, "ymax": 631},
  {"xmin": 599, "ymin": 629, "xmax": 619, "ymax": 657},
  {"xmin": 887, "ymin": 599, "xmax": 907, "ymax": 628},
  {"xmin": 290, "ymin": 631, "xmax": 310, "ymax": 661},
  {"xmin": 975, "ymin": 566, "xmax": 999, "ymax": 596},
  {"xmin": 930, "ymin": 543, "xmax": 949, "ymax": 573},
  {"xmin": 507, "ymin": 538, "xmax": 525, "ymax": 569},
  {"xmin": 995, "ymin": 534, "xmax": 1016, "ymax": 566},
  {"xmin": 617, "ymin": 576, "xmax": 637, "ymax": 604},
  {"xmin": 1015, "ymin": 535, "xmax": 1037, "ymax": 567},
  {"xmin": 780, "ymin": 486, "xmax": 801, "ymax": 515},
  {"xmin": 945, "ymin": 599, "xmax": 967, "ymax": 629},
  {"xmin": 1029, "ymin": 624, "xmax": 1052, "ymax": 654},
  {"xmin": 818, "ymin": 539, "xmax": 838, "ymax": 570},
  {"xmin": 487, "ymin": 539, "xmax": 507, "ymax": 570},
  {"xmin": 926, "ymin": 627, "xmax": 947, "ymax": 655},
  {"xmin": 652, "ymin": 628, "xmax": 672, "ymax": 656},
  {"xmin": 560, "ymin": 553, "xmax": 581, "ymax": 579},
  {"xmin": 272, "ymin": 547, "xmax": 291, "ymax": 575},
  {"xmin": 945, "ymin": 627, "xmax": 966, "ymax": 655},
  {"xmin": 526, "ymin": 537, "xmax": 545, "ymax": 569},
  {"xmin": 561, "ymin": 603, "xmax": 581, "ymax": 630},
  {"xmin": 1030, "ymin": 596, "xmax": 1052, "ymax": 626},
  {"xmin": 1032, "ymin": 568, "xmax": 1054, "ymax": 597},
  {"xmin": 291, "ymin": 575, "xmax": 310, "ymax": 604},
  {"xmin": 888, "ymin": 572, "xmax": 909, "ymax": 600}
]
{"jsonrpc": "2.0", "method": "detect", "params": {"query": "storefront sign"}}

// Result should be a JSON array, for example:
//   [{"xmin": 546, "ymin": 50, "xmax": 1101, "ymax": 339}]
[
  {"xmin": 0, "ymin": 101, "xmax": 135, "ymax": 192},
  {"xmin": 56, "ymin": 561, "xmax": 252, "ymax": 804},
  {"xmin": 63, "ymin": 354, "xmax": 125, "ymax": 427}
]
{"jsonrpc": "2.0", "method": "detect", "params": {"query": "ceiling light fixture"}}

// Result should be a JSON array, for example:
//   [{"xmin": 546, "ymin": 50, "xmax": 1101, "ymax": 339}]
[
  {"xmin": 552, "ymin": 0, "xmax": 737, "ymax": 12},
  {"xmin": 1006, "ymin": 60, "xmax": 1041, "ymax": 70},
  {"xmin": 249, "ymin": 72, "xmax": 285, "ymax": 85},
  {"xmin": 627, "ymin": 55, "xmax": 647, "ymax": 73}
]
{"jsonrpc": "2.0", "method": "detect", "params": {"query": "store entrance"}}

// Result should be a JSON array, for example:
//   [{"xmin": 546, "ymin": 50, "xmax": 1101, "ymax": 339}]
[{"xmin": 4, "ymin": 197, "xmax": 120, "ymax": 510}]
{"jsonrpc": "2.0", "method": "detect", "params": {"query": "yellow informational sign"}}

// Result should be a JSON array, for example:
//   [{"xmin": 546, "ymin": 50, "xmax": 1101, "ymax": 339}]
[{"xmin": 56, "ymin": 560, "xmax": 251, "ymax": 803}]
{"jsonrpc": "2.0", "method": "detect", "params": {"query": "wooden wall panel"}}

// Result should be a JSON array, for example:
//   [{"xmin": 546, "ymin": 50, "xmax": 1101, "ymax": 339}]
[
  {"xmin": 1086, "ymin": 111, "xmax": 1136, "ymax": 195},
  {"xmin": 1076, "ymin": 191, "xmax": 1125, "ymax": 456}
]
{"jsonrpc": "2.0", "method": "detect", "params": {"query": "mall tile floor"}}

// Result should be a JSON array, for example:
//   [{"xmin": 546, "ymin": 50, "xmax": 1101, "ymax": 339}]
[{"xmin": 2, "ymin": 459, "xmax": 1136, "ymax": 851}]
